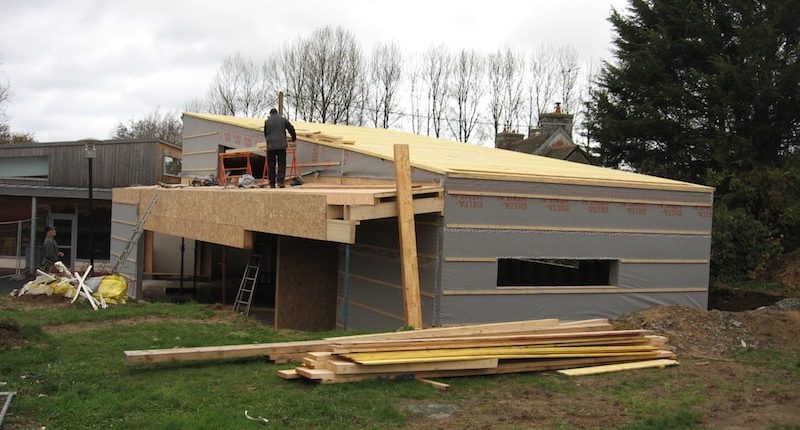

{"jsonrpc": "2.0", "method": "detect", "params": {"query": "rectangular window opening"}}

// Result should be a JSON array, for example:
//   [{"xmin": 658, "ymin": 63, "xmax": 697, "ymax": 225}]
[
  {"xmin": 163, "ymin": 155, "xmax": 182, "ymax": 176},
  {"xmin": 497, "ymin": 258, "xmax": 616, "ymax": 287},
  {"xmin": 0, "ymin": 156, "xmax": 49, "ymax": 179}
]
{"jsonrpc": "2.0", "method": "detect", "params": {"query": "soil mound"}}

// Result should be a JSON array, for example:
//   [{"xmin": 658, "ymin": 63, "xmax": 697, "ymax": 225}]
[
  {"xmin": 614, "ymin": 304, "xmax": 800, "ymax": 357},
  {"xmin": 0, "ymin": 321, "xmax": 25, "ymax": 350}
]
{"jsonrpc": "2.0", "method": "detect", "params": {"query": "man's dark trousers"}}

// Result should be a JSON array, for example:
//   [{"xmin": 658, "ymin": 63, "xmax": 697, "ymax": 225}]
[{"xmin": 267, "ymin": 149, "xmax": 286, "ymax": 187}]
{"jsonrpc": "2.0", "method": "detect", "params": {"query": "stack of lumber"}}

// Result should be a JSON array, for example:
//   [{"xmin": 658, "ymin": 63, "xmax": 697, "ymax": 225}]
[
  {"xmin": 278, "ymin": 318, "xmax": 677, "ymax": 384},
  {"xmin": 124, "ymin": 318, "xmax": 677, "ymax": 384}
]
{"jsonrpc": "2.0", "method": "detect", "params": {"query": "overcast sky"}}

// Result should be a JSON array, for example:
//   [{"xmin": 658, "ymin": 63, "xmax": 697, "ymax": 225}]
[{"xmin": 0, "ymin": 0, "xmax": 628, "ymax": 142}]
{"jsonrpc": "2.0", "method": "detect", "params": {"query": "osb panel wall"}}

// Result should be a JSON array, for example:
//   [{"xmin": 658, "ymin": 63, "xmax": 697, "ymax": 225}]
[
  {"xmin": 275, "ymin": 236, "xmax": 338, "ymax": 331},
  {"xmin": 112, "ymin": 187, "xmax": 329, "ymax": 248}
]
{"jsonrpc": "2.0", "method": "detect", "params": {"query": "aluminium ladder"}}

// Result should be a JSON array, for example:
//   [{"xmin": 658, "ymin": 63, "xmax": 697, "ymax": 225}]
[
  {"xmin": 233, "ymin": 254, "xmax": 262, "ymax": 316},
  {"xmin": 112, "ymin": 194, "xmax": 160, "ymax": 275}
]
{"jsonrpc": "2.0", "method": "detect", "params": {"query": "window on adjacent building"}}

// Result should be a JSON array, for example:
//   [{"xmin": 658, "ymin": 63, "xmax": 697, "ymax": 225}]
[
  {"xmin": 163, "ymin": 155, "xmax": 181, "ymax": 176},
  {"xmin": 497, "ymin": 258, "xmax": 615, "ymax": 287},
  {"xmin": 0, "ymin": 156, "xmax": 49, "ymax": 179}
]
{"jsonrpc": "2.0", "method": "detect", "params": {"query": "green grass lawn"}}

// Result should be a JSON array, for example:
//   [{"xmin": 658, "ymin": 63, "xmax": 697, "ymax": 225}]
[
  {"xmin": 0, "ymin": 299, "xmax": 438, "ymax": 430},
  {"xmin": 1, "ymin": 296, "xmax": 798, "ymax": 429}
]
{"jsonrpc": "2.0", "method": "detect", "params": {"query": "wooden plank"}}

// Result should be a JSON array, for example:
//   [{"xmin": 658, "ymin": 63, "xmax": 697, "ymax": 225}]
[
  {"xmin": 277, "ymin": 369, "xmax": 300, "ymax": 379},
  {"xmin": 123, "ymin": 340, "xmax": 329, "ymax": 364},
  {"xmin": 557, "ymin": 359, "xmax": 679, "ymax": 376},
  {"xmin": 416, "ymin": 378, "xmax": 450, "ymax": 391},
  {"xmin": 343, "ymin": 345, "xmax": 658, "ymax": 364},
  {"xmin": 344, "ymin": 197, "xmax": 444, "ymax": 221},
  {"xmin": 296, "ymin": 367, "xmax": 337, "ymax": 382},
  {"xmin": 394, "ymin": 144, "xmax": 422, "ymax": 330},
  {"xmin": 324, "ymin": 319, "xmax": 562, "ymax": 342},
  {"xmin": 320, "ymin": 357, "xmax": 498, "ymax": 375},
  {"xmin": 143, "ymin": 231, "xmax": 154, "ymax": 273},
  {"xmin": 325, "ymin": 219, "xmax": 357, "ymax": 244},
  {"xmin": 413, "ymin": 351, "xmax": 676, "ymax": 379},
  {"xmin": 329, "ymin": 330, "xmax": 649, "ymax": 353}
]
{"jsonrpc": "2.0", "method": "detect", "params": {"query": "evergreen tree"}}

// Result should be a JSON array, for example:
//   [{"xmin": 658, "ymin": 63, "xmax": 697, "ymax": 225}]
[{"xmin": 586, "ymin": 0, "xmax": 800, "ymax": 183}]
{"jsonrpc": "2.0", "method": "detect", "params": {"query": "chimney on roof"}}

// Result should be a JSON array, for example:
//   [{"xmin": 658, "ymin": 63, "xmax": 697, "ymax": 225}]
[
  {"xmin": 538, "ymin": 102, "xmax": 574, "ymax": 137},
  {"xmin": 494, "ymin": 129, "xmax": 524, "ymax": 149}
]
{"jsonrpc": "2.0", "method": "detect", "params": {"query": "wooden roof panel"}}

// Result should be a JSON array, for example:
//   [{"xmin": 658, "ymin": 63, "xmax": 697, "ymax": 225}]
[{"xmin": 184, "ymin": 112, "xmax": 713, "ymax": 193}]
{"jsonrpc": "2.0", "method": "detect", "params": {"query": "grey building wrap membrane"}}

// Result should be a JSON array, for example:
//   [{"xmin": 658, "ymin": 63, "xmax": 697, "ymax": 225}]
[{"xmin": 110, "ymin": 201, "xmax": 142, "ymax": 298}]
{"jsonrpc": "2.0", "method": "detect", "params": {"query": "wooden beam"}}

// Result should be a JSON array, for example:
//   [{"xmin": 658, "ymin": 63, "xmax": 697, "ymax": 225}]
[
  {"xmin": 326, "ymin": 219, "xmax": 357, "ymax": 244},
  {"xmin": 557, "ymin": 359, "xmax": 679, "ymax": 376},
  {"xmin": 143, "ymin": 231, "xmax": 154, "ymax": 273},
  {"xmin": 394, "ymin": 144, "xmax": 423, "ymax": 329},
  {"xmin": 344, "ymin": 197, "xmax": 444, "ymax": 221},
  {"xmin": 123, "ymin": 340, "xmax": 329, "ymax": 364},
  {"xmin": 416, "ymin": 378, "xmax": 451, "ymax": 391}
]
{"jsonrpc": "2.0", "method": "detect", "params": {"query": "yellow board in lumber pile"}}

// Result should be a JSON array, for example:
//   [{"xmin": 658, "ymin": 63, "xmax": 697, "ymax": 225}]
[
  {"xmin": 328, "ymin": 329, "xmax": 650, "ymax": 353},
  {"xmin": 556, "ymin": 359, "xmax": 679, "ymax": 376},
  {"xmin": 278, "ymin": 318, "xmax": 677, "ymax": 384},
  {"xmin": 342, "ymin": 345, "xmax": 659, "ymax": 365}
]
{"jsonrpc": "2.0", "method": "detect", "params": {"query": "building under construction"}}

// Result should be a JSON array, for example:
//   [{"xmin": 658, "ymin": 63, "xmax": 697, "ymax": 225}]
[{"xmin": 111, "ymin": 113, "xmax": 713, "ymax": 331}]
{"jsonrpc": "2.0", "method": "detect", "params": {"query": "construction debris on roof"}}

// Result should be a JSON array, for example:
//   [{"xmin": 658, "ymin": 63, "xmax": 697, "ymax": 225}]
[{"xmin": 124, "ymin": 318, "xmax": 677, "ymax": 384}]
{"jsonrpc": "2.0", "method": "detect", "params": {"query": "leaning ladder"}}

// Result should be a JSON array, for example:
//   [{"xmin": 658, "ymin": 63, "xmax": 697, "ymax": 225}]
[
  {"xmin": 233, "ymin": 254, "xmax": 262, "ymax": 316},
  {"xmin": 112, "ymin": 194, "xmax": 160, "ymax": 275}
]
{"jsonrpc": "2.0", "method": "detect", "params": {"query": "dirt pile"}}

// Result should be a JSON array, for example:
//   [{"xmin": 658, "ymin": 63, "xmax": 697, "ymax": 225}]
[
  {"xmin": 614, "ymin": 302, "xmax": 800, "ymax": 357},
  {"xmin": 0, "ymin": 321, "xmax": 25, "ymax": 350}
]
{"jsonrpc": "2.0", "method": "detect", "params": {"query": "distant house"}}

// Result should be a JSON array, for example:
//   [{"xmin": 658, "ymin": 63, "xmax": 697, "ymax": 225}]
[
  {"xmin": 495, "ymin": 103, "xmax": 592, "ymax": 164},
  {"xmin": 0, "ymin": 138, "xmax": 184, "ymax": 274}
]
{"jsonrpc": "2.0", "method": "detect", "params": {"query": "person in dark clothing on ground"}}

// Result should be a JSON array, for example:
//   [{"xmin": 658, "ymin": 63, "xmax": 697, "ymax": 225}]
[
  {"xmin": 263, "ymin": 108, "xmax": 297, "ymax": 188},
  {"xmin": 40, "ymin": 225, "xmax": 63, "ymax": 272}
]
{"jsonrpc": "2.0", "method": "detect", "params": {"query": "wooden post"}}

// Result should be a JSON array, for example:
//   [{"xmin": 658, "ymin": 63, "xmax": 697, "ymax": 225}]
[
  {"xmin": 394, "ymin": 144, "xmax": 423, "ymax": 329},
  {"xmin": 143, "ymin": 231, "xmax": 154, "ymax": 274},
  {"xmin": 278, "ymin": 91, "xmax": 285, "ymax": 115}
]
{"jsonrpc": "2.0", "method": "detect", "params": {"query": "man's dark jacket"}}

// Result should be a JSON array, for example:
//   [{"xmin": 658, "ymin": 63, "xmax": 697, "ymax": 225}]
[{"xmin": 263, "ymin": 113, "xmax": 297, "ymax": 150}]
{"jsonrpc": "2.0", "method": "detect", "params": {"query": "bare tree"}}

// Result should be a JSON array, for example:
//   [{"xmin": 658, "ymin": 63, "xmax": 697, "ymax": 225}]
[
  {"xmin": 421, "ymin": 45, "xmax": 451, "ymax": 138},
  {"xmin": 365, "ymin": 43, "xmax": 403, "ymax": 128},
  {"xmin": 304, "ymin": 26, "xmax": 364, "ymax": 124},
  {"xmin": 206, "ymin": 53, "xmax": 273, "ymax": 117},
  {"xmin": 526, "ymin": 45, "xmax": 558, "ymax": 129},
  {"xmin": 113, "ymin": 108, "xmax": 183, "ymax": 145},
  {"xmin": 270, "ymin": 38, "xmax": 314, "ymax": 121},
  {"xmin": 447, "ymin": 49, "xmax": 484, "ymax": 143},
  {"xmin": 0, "ymin": 58, "xmax": 11, "ymax": 123},
  {"xmin": 407, "ymin": 55, "xmax": 425, "ymax": 134},
  {"xmin": 555, "ymin": 45, "xmax": 581, "ymax": 114},
  {"xmin": 487, "ymin": 47, "xmax": 526, "ymax": 134}
]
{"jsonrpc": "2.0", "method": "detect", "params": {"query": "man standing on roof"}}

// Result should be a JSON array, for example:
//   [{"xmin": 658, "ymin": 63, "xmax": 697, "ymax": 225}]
[
  {"xmin": 40, "ymin": 225, "xmax": 63, "ymax": 273},
  {"xmin": 263, "ymin": 108, "xmax": 297, "ymax": 188}
]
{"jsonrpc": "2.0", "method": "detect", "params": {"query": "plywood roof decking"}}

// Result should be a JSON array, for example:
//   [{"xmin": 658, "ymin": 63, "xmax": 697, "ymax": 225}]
[
  {"xmin": 112, "ymin": 184, "xmax": 444, "ymax": 248},
  {"xmin": 185, "ymin": 112, "xmax": 713, "ymax": 194}
]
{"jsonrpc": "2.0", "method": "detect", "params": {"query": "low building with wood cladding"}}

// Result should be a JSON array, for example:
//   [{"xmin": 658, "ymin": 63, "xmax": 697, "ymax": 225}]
[
  {"xmin": 0, "ymin": 138, "xmax": 182, "ymax": 274},
  {"xmin": 111, "ymin": 113, "xmax": 714, "ymax": 332}
]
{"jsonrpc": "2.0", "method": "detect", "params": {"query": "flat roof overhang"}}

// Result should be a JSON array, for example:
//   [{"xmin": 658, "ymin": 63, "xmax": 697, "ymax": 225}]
[{"xmin": 112, "ymin": 184, "xmax": 444, "ymax": 248}]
